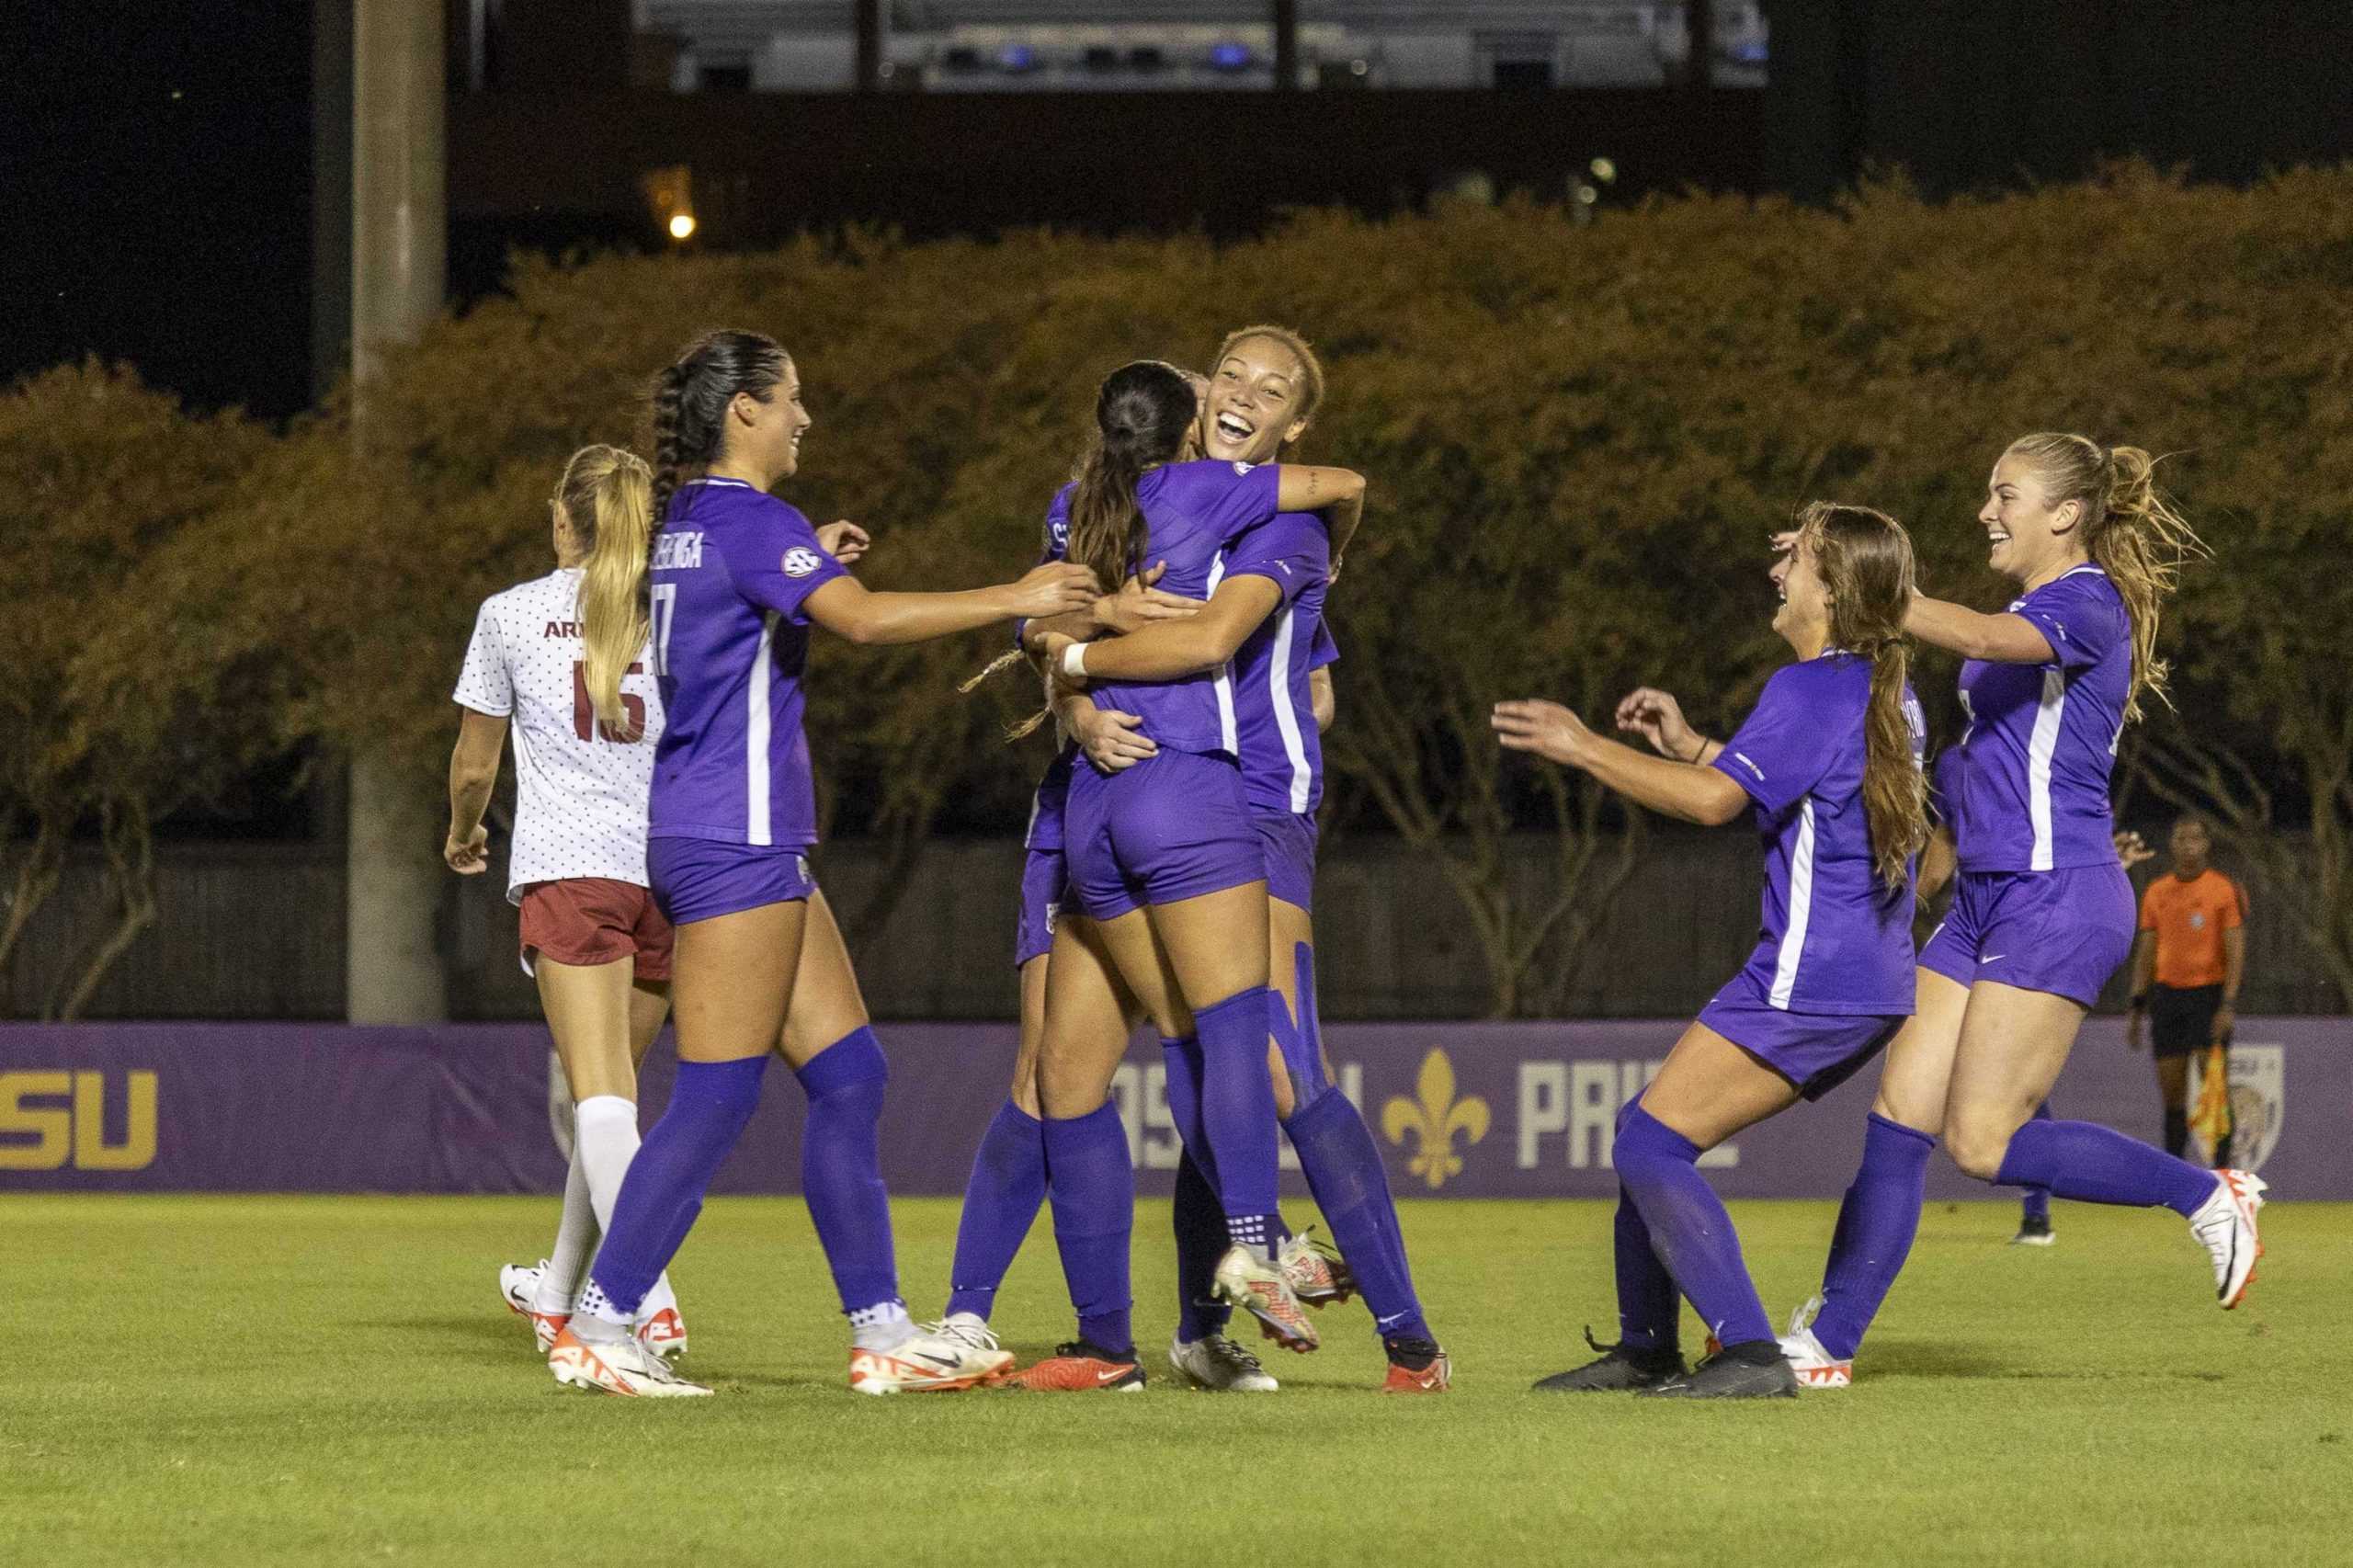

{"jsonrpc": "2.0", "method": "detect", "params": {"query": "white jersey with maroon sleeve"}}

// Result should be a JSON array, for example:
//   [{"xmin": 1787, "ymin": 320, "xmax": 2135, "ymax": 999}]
[{"xmin": 450, "ymin": 567, "xmax": 663, "ymax": 903}]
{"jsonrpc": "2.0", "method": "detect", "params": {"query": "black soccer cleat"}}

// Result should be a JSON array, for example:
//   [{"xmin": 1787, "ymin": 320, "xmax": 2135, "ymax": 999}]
[
  {"xmin": 1533, "ymin": 1328, "xmax": 1687, "ymax": 1392},
  {"xmin": 1639, "ymin": 1342, "xmax": 1800, "ymax": 1400},
  {"xmin": 2011, "ymin": 1212, "xmax": 2056, "ymax": 1246}
]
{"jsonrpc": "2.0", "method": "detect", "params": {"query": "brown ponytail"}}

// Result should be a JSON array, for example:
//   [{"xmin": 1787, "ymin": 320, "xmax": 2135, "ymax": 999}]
[
  {"xmin": 1801, "ymin": 501, "xmax": 1930, "ymax": 889},
  {"xmin": 2006, "ymin": 433, "xmax": 2206, "ymax": 722},
  {"xmin": 566, "ymin": 445, "xmax": 655, "ymax": 737}
]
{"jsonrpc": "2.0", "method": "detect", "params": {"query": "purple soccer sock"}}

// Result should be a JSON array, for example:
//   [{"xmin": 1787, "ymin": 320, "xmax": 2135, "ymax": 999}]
[
  {"xmin": 1192, "ymin": 985, "xmax": 1283, "ymax": 1253},
  {"xmin": 1042, "ymin": 1100, "xmax": 1135, "ymax": 1355},
  {"xmin": 794, "ymin": 1028, "xmax": 899, "ymax": 1315},
  {"xmin": 1994, "ymin": 1114, "xmax": 2216, "ymax": 1218},
  {"xmin": 1172, "ymin": 1149, "xmax": 1233, "ymax": 1341},
  {"xmin": 945, "ymin": 1099, "xmax": 1047, "ymax": 1321},
  {"xmin": 1284, "ymin": 1086, "xmax": 1430, "ymax": 1343},
  {"xmin": 1812, "ymin": 1112, "xmax": 1934, "ymax": 1360},
  {"xmin": 587, "ymin": 1054, "xmax": 769, "ymax": 1316},
  {"xmin": 1613, "ymin": 1190, "xmax": 1681, "ymax": 1354},
  {"xmin": 1270, "ymin": 943, "xmax": 1334, "ymax": 1106},
  {"xmin": 2020, "ymin": 1099, "xmax": 2054, "ymax": 1226},
  {"xmin": 1612, "ymin": 1105, "xmax": 1774, "ymax": 1350},
  {"xmin": 1162, "ymin": 1038, "xmax": 1234, "ymax": 1340}
]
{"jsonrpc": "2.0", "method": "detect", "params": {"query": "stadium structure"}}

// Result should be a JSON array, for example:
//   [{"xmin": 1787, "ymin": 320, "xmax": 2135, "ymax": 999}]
[{"xmin": 616, "ymin": 1, "xmax": 1770, "ymax": 92}]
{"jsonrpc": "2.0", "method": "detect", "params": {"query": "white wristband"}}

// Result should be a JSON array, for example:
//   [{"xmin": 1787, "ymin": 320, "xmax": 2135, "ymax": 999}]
[{"xmin": 1061, "ymin": 642, "xmax": 1089, "ymax": 680}]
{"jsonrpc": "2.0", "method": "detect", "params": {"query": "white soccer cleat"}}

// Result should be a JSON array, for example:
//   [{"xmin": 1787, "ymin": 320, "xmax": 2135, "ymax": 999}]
[
  {"xmin": 2189, "ymin": 1169, "xmax": 2267, "ymax": 1309},
  {"xmin": 499, "ymin": 1261, "xmax": 542, "ymax": 1316},
  {"xmin": 1212, "ymin": 1244, "xmax": 1320, "ymax": 1353},
  {"xmin": 850, "ymin": 1317, "xmax": 1015, "ymax": 1394},
  {"xmin": 1168, "ymin": 1333, "xmax": 1279, "ymax": 1392},
  {"xmin": 1778, "ymin": 1297, "xmax": 1853, "ymax": 1390},
  {"xmin": 548, "ymin": 1324, "xmax": 712, "ymax": 1398},
  {"xmin": 636, "ymin": 1306, "xmax": 688, "ymax": 1359},
  {"xmin": 501, "ymin": 1260, "xmax": 571, "ymax": 1354}
]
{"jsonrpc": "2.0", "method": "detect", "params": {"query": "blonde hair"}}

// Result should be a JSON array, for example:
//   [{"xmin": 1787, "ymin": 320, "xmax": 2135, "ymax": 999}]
[
  {"xmin": 564, "ymin": 444, "xmax": 656, "ymax": 739},
  {"xmin": 2005, "ymin": 433, "xmax": 2205, "ymax": 722},
  {"xmin": 1798, "ymin": 501, "xmax": 1930, "ymax": 889}
]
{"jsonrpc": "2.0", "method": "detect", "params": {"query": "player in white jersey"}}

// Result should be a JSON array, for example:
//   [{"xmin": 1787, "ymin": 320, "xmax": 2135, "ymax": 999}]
[{"xmin": 448, "ymin": 445, "xmax": 710, "ymax": 1361}]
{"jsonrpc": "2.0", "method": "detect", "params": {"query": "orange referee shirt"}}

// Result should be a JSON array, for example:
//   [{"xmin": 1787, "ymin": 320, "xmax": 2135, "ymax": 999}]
[{"xmin": 2139, "ymin": 869, "xmax": 2245, "ymax": 990}]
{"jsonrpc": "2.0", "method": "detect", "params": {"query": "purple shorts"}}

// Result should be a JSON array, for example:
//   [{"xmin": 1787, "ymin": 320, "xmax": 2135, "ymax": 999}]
[
  {"xmin": 647, "ymin": 837, "xmax": 818, "ymax": 927},
  {"xmin": 1014, "ymin": 846, "xmax": 1066, "ymax": 970},
  {"xmin": 1255, "ymin": 812, "xmax": 1319, "ymax": 913},
  {"xmin": 1919, "ymin": 863, "xmax": 2134, "ymax": 1007},
  {"xmin": 1698, "ymin": 975, "xmax": 1905, "ymax": 1102},
  {"xmin": 1063, "ymin": 747, "xmax": 1265, "ymax": 922}
]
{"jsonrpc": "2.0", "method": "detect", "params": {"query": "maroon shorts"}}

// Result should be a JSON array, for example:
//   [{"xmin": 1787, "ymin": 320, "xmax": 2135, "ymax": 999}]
[{"xmin": 517, "ymin": 878, "xmax": 674, "ymax": 981}]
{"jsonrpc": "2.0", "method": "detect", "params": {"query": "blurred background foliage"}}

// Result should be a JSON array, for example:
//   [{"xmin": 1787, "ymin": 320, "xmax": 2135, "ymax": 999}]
[{"xmin": 7, "ymin": 165, "xmax": 2351, "ymax": 1013}]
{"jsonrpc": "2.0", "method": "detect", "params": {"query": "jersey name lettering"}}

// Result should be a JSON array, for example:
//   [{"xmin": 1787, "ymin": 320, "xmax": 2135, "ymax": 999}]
[{"xmin": 653, "ymin": 531, "xmax": 704, "ymax": 571}]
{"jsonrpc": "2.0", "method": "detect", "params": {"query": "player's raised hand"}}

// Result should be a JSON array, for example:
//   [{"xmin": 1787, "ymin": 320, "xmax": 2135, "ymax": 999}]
[
  {"xmin": 1097, "ymin": 561, "xmax": 1204, "ymax": 634},
  {"xmin": 817, "ymin": 520, "xmax": 870, "ymax": 565},
  {"xmin": 1615, "ymin": 687, "xmax": 1698, "ymax": 760},
  {"xmin": 1073, "ymin": 705, "xmax": 1158, "ymax": 774},
  {"xmin": 1493, "ymin": 699, "xmax": 1596, "ymax": 767},
  {"xmin": 1006, "ymin": 562, "xmax": 1102, "ymax": 619},
  {"xmin": 444, "ymin": 824, "xmax": 489, "ymax": 875}
]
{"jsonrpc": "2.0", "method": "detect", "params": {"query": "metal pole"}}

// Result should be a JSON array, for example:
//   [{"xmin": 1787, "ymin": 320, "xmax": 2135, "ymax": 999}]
[
  {"xmin": 1688, "ymin": 0, "xmax": 1716, "ymax": 90},
  {"xmin": 347, "ymin": 0, "xmax": 449, "ymax": 1024},
  {"xmin": 856, "ymin": 0, "xmax": 881, "ymax": 91},
  {"xmin": 1273, "ymin": 0, "xmax": 1298, "ymax": 92}
]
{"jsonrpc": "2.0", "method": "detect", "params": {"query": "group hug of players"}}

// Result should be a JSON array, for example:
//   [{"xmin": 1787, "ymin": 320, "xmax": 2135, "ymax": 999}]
[{"xmin": 446, "ymin": 323, "xmax": 2264, "ymax": 1401}]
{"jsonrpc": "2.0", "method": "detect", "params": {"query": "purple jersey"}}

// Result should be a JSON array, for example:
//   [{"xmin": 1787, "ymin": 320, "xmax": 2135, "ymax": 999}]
[
  {"xmin": 644, "ymin": 478, "xmax": 848, "ymax": 846},
  {"xmin": 1711, "ymin": 653, "xmax": 1927, "ymax": 1015},
  {"xmin": 1024, "ymin": 745, "xmax": 1075, "ymax": 852},
  {"xmin": 1948, "ymin": 565, "xmax": 2128, "ymax": 873},
  {"xmin": 1048, "ymin": 460, "xmax": 1283, "ymax": 756},
  {"xmin": 1221, "ymin": 510, "xmax": 1336, "ymax": 815}
]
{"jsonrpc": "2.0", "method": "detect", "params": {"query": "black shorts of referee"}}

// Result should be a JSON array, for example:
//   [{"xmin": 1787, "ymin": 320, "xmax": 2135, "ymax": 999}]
[{"xmin": 2147, "ymin": 983, "xmax": 2231, "ymax": 1057}]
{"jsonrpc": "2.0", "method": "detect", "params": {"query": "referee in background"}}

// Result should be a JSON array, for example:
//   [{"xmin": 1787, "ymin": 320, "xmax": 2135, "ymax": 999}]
[{"xmin": 2125, "ymin": 813, "xmax": 2248, "ymax": 1165}]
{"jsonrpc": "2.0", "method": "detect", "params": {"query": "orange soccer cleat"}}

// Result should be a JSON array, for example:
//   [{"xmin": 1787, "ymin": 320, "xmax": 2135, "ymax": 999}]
[
  {"xmin": 1381, "ymin": 1339, "xmax": 1451, "ymax": 1393},
  {"xmin": 1002, "ymin": 1342, "xmax": 1145, "ymax": 1392},
  {"xmin": 636, "ymin": 1306, "xmax": 688, "ymax": 1359}
]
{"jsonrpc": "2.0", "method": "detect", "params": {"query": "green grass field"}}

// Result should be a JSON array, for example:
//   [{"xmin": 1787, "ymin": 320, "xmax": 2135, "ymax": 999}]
[{"xmin": 2, "ymin": 1194, "xmax": 2341, "ymax": 1567}]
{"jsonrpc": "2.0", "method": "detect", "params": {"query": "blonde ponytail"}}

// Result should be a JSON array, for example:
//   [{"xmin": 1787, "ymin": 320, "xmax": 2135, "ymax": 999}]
[
  {"xmin": 2006, "ymin": 434, "xmax": 2207, "ymax": 723},
  {"xmin": 563, "ymin": 444, "xmax": 656, "ymax": 739}
]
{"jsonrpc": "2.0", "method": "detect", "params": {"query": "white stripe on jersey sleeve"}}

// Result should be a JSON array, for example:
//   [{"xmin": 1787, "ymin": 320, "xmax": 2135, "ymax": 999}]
[{"xmin": 1768, "ymin": 797, "xmax": 1818, "ymax": 1010}]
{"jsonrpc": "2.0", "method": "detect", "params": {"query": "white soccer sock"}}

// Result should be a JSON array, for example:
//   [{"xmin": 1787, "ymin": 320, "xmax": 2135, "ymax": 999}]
[
  {"xmin": 536, "ymin": 1146, "xmax": 597, "ymax": 1314},
  {"xmin": 847, "ymin": 1300, "xmax": 914, "ymax": 1353},
  {"xmin": 574, "ymin": 1096, "xmax": 677, "ymax": 1320}
]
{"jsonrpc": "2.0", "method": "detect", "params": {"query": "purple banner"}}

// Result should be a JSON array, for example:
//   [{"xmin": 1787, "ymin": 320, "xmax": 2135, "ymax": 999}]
[{"xmin": 2, "ymin": 1018, "xmax": 2346, "ymax": 1198}]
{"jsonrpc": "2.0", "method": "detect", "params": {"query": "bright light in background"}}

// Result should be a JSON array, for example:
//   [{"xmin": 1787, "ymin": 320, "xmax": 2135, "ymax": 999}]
[
  {"xmin": 1590, "ymin": 157, "xmax": 1617, "ymax": 184},
  {"xmin": 668, "ymin": 212, "xmax": 698, "ymax": 241}
]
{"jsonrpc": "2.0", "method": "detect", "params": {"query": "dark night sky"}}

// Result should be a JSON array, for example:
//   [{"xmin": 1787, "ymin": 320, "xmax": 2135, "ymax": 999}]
[{"xmin": 13, "ymin": 5, "xmax": 316, "ymax": 418}]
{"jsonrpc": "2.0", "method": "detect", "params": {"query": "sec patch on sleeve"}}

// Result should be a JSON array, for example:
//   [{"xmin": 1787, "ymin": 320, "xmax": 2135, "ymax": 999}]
[{"xmin": 781, "ymin": 547, "xmax": 823, "ymax": 578}]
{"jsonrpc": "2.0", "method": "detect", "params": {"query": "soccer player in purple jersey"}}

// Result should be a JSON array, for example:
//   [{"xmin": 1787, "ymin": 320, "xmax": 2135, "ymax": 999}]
[
  {"xmin": 543, "ymin": 329, "xmax": 1097, "ymax": 1398},
  {"xmin": 985, "ymin": 359, "xmax": 1365, "ymax": 1390},
  {"xmin": 936, "ymin": 357, "xmax": 1363, "ymax": 1392},
  {"xmin": 1039, "ymin": 327, "xmax": 1449, "ymax": 1392},
  {"xmin": 1777, "ymin": 435, "xmax": 2260, "ymax": 1392},
  {"xmin": 1499, "ymin": 504, "xmax": 1931, "ymax": 1399}
]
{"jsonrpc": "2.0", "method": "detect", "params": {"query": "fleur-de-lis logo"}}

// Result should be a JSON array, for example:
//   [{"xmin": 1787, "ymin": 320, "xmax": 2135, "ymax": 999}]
[{"xmin": 1381, "ymin": 1049, "xmax": 1491, "ymax": 1190}]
